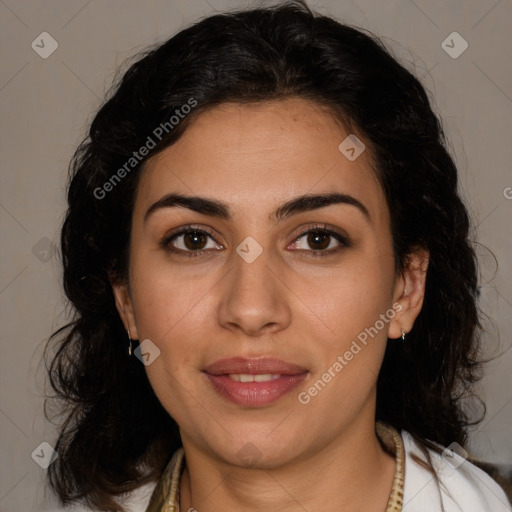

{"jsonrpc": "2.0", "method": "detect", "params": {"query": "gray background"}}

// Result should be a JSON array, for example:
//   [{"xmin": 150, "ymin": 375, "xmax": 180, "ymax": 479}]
[{"xmin": 0, "ymin": 1, "xmax": 511, "ymax": 510}]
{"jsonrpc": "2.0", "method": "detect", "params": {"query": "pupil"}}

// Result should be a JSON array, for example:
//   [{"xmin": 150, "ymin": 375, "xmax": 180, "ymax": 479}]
[{"xmin": 308, "ymin": 231, "xmax": 329, "ymax": 250}]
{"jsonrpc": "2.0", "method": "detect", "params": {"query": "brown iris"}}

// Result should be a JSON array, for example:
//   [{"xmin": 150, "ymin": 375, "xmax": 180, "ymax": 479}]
[
  {"xmin": 307, "ymin": 231, "xmax": 330, "ymax": 250},
  {"xmin": 183, "ymin": 231, "xmax": 208, "ymax": 250}
]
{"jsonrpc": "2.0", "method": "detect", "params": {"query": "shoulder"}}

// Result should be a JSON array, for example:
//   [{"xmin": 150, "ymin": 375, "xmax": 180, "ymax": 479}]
[
  {"xmin": 117, "ymin": 481, "xmax": 157, "ymax": 512},
  {"xmin": 59, "ymin": 482, "xmax": 157, "ymax": 512},
  {"xmin": 401, "ymin": 430, "xmax": 511, "ymax": 512},
  {"xmin": 118, "ymin": 448, "xmax": 184, "ymax": 512}
]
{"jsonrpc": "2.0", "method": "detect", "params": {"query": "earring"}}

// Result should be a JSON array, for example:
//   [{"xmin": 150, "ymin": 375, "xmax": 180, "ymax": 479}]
[
  {"xmin": 127, "ymin": 329, "xmax": 133, "ymax": 355},
  {"xmin": 401, "ymin": 328, "xmax": 406, "ymax": 341}
]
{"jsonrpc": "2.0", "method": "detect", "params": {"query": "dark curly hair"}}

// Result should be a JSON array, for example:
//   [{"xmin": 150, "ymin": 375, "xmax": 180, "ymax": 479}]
[{"xmin": 45, "ymin": 1, "xmax": 484, "ymax": 510}]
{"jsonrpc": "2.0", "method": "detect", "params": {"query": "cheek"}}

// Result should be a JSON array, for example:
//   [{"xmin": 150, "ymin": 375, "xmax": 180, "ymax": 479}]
[
  {"xmin": 298, "ymin": 279, "xmax": 392, "ymax": 417},
  {"xmin": 129, "ymin": 253, "xmax": 212, "ymax": 341},
  {"xmin": 299, "ymin": 253, "xmax": 394, "ymax": 337},
  {"xmin": 295, "ymin": 251, "xmax": 395, "ymax": 392},
  {"xmin": 144, "ymin": 362, "xmax": 205, "ymax": 436},
  {"xmin": 128, "ymin": 258, "xmax": 216, "ymax": 399}
]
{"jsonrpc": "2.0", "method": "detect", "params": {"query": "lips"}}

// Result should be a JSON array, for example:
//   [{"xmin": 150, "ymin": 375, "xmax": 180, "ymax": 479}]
[
  {"xmin": 203, "ymin": 357, "xmax": 308, "ymax": 407},
  {"xmin": 204, "ymin": 357, "xmax": 307, "ymax": 376}
]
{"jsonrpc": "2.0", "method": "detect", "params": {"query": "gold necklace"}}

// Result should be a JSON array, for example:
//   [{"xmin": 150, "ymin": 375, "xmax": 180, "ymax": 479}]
[
  {"xmin": 145, "ymin": 421, "xmax": 404, "ymax": 512},
  {"xmin": 376, "ymin": 421, "xmax": 405, "ymax": 511}
]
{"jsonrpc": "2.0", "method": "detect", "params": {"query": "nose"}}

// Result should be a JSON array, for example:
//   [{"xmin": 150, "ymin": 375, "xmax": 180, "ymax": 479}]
[{"xmin": 217, "ymin": 245, "xmax": 292, "ymax": 337}]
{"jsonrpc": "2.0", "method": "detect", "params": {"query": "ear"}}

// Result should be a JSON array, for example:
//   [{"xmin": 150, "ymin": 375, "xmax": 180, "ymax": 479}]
[
  {"xmin": 111, "ymin": 279, "xmax": 139, "ymax": 340},
  {"xmin": 388, "ymin": 248, "xmax": 429, "ymax": 339}
]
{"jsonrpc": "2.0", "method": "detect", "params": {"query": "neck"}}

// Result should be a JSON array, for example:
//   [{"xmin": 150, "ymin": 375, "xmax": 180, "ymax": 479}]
[{"xmin": 179, "ymin": 415, "xmax": 396, "ymax": 512}]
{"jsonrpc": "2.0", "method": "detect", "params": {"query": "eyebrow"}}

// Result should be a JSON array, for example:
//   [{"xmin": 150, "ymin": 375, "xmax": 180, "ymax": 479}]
[{"xmin": 144, "ymin": 192, "xmax": 370, "ymax": 224}]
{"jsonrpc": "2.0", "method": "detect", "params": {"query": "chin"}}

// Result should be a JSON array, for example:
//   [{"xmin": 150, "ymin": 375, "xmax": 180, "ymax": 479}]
[{"xmin": 201, "ymin": 424, "xmax": 310, "ymax": 469}]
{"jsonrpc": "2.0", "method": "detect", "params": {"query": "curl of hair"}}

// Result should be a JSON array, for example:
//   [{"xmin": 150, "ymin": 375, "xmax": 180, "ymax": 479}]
[{"xmin": 45, "ymin": 1, "xmax": 483, "ymax": 510}]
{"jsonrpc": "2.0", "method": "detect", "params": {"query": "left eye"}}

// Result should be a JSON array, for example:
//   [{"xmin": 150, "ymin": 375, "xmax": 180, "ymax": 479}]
[{"xmin": 290, "ymin": 229, "xmax": 347, "ymax": 252}]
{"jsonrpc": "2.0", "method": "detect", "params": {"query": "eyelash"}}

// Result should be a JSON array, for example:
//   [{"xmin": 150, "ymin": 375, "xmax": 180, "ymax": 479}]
[{"xmin": 160, "ymin": 224, "xmax": 350, "ymax": 259}]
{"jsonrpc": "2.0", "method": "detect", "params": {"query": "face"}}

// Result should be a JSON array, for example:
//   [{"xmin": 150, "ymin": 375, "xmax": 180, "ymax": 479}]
[{"xmin": 113, "ymin": 98, "xmax": 427, "ymax": 468}]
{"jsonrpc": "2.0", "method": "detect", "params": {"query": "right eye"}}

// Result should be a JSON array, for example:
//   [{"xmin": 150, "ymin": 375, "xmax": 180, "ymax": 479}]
[{"xmin": 162, "ymin": 226, "xmax": 224, "ymax": 257}]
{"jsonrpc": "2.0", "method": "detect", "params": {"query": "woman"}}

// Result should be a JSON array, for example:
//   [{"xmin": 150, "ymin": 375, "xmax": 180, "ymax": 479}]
[{"xmin": 45, "ymin": 1, "xmax": 511, "ymax": 511}]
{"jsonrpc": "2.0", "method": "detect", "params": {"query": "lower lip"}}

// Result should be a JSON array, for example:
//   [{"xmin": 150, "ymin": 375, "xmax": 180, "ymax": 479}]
[{"xmin": 205, "ymin": 373, "xmax": 308, "ymax": 407}]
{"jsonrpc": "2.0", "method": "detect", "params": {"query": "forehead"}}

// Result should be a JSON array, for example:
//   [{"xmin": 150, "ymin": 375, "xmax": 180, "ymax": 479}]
[{"xmin": 134, "ymin": 98, "xmax": 387, "ymax": 224}]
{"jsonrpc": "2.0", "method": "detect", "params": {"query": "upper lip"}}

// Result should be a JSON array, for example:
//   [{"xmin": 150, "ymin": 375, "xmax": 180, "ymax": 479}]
[{"xmin": 203, "ymin": 357, "xmax": 307, "ymax": 376}]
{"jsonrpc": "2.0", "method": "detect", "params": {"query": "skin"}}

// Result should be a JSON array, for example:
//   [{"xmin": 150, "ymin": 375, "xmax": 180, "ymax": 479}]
[{"xmin": 112, "ymin": 98, "xmax": 429, "ymax": 511}]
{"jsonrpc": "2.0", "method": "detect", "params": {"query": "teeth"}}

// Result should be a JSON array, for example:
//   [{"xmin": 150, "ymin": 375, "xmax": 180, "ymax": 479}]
[
  {"xmin": 254, "ymin": 373, "xmax": 281, "ymax": 382},
  {"xmin": 228, "ymin": 374, "xmax": 281, "ymax": 382}
]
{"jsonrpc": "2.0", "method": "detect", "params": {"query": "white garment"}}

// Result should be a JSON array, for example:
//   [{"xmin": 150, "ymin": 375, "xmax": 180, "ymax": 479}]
[
  {"xmin": 122, "ymin": 431, "xmax": 511, "ymax": 512},
  {"xmin": 401, "ymin": 430, "xmax": 511, "ymax": 512}
]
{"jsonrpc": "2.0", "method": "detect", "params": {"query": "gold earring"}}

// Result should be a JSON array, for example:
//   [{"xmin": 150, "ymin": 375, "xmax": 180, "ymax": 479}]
[
  {"xmin": 127, "ymin": 329, "xmax": 133, "ymax": 355},
  {"xmin": 401, "ymin": 329, "xmax": 406, "ymax": 341}
]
